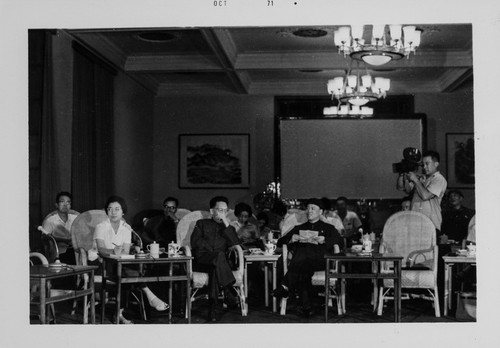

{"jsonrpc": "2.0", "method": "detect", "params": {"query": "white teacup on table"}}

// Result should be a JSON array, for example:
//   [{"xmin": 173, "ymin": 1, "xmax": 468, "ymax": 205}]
[
  {"xmin": 148, "ymin": 241, "xmax": 160, "ymax": 258},
  {"xmin": 351, "ymin": 244, "xmax": 363, "ymax": 252},
  {"xmin": 168, "ymin": 242, "xmax": 181, "ymax": 257},
  {"xmin": 466, "ymin": 244, "xmax": 476, "ymax": 256},
  {"xmin": 265, "ymin": 242, "xmax": 276, "ymax": 255}
]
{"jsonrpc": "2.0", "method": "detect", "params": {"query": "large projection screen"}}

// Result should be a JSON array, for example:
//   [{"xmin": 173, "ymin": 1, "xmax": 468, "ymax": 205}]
[{"xmin": 280, "ymin": 118, "xmax": 423, "ymax": 199}]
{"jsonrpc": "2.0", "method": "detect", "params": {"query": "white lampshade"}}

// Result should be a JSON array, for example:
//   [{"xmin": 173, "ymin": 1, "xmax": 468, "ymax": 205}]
[
  {"xmin": 339, "ymin": 105, "xmax": 349, "ymax": 114},
  {"xmin": 347, "ymin": 75, "xmax": 357, "ymax": 88},
  {"xmin": 374, "ymin": 77, "xmax": 383, "ymax": 92},
  {"xmin": 372, "ymin": 24, "xmax": 385, "ymax": 39},
  {"xmin": 359, "ymin": 86, "xmax": 367, "ymax": 93},
  {"xmin": 403, "ymin": 26, "xmax": 416, "ymax": 47},
  {"xmin": 361, "ymin": 106, "xmax": 374, "ymax": 115},
  {"xmin": 362, "ymin": 54, "xmax": 392, "ymax": 66},
  {"xmin": 345, "ymin": 86, "xmax": 353, "ymax": 94},
  {"xmin": 389, "ymin": 25, "xmax": 402, "ymax": 41},
  {"xmin": 351, "ymin": 25, "xmax": 364, "ymax": 40},
  {"xmin": 323, "ymin": 106, "xmax": 338, "ymax": 115},
  {"xmin": 380, "ymin": 78, "xmax": 390, "ymax": 91},
  {"xmin": 334, "ymin": 30, "xmax": 343, "ymax": 46},
  {"xmin": 350, "ymin": 105, "xmax": 361, "ymax": 114},
  {"xmin": 338, "ymin": 26, "xmax": 351, "ymax": 44},
  {"xmin": 413, "ymin": 29, "xmax": 421, "ymax": 47},
  {"xmin": 361, "ymin": 75, "xmax": 372, "ymax": 88}
]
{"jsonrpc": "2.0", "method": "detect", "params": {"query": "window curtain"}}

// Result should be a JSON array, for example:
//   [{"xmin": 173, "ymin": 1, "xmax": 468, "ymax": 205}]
[{"xmin": 71, "ymin": 42, "xmax": 115, "ymax": 211}]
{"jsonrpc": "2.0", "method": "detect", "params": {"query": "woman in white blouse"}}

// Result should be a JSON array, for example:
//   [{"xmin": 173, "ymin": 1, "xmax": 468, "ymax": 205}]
[{"xmin": 94, "ymin": 196, "xmax": 169, "ymax": 324}]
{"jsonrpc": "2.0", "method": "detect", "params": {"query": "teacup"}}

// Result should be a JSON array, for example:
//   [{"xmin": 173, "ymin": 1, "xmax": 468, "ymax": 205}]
[
  {"xmin": 466, "ymin": 244, "xmax": 476, "ymax": 255},
  {"xmin": 351, "ymin": 244, "xmax": 363, "ymax": 252},
  {"xmin": 147, "ymin": 242, "xmax": 160, "ymax": 258},
  {"xmin": 168, "ymin": 242, "xmax": 181, "ymax": 257},
  {"xmin": 265, "ymin": 243, "xmax": 276, "ymax": 254}
]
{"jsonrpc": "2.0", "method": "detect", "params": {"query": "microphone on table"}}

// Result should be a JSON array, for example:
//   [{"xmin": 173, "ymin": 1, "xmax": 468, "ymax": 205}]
[{"xmin": 131, "ymin": 229, "xmax": 143, "ymax": 251}]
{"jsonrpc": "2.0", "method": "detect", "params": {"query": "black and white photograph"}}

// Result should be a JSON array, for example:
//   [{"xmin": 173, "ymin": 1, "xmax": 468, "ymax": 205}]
[{"xmin": 1, "ymin": 1, "xmax": 500, "ymax": 347}]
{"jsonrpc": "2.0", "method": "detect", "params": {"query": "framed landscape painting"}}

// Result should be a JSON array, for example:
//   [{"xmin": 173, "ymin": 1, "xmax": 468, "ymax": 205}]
[
  {"xmin": 179, "ymin": 134, "xmax": 250, "ymax": 188},
  {"xmin": 446, "ymin": 133, "xmax": 475, "ymax": 188}
]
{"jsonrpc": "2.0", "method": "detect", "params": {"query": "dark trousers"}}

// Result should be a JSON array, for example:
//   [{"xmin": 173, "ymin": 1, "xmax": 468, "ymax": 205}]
[
  {"xmin": 193, "ymin": 251, "xmax": 235, "ymax": 301},
  {"xmin": 283, "ymin": 247, "xmax": 324, "ymax": 308}
]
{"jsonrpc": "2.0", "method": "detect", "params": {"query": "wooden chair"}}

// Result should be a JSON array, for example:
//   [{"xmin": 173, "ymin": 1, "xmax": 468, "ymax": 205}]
[
  {"xmin": 279, "ymin": 244, "xmax": 344, "ymax": 316},
  {"xmin": 377, "ymin": 211, "xmax": 440, "ymax": 317},
  {"xmin": 176, "ymin": 210, "xmax": 248, "ymax": 316},
  {"xmin": 70, "ymin": 209, "xmax": 147, "ymax": 320}
]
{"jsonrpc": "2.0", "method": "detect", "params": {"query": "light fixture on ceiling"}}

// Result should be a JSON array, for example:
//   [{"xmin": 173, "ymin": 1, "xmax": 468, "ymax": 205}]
[
  {"xmin": 323, "ymin": 104, "xmax": 374, "ymax": 118},
  {"xmin": 326, "ymin": 59, "xmax": 390, "ymax": 107},
  {"xmin": 334, "ymin": 25, "xmax": 421, "ymax": 66}
]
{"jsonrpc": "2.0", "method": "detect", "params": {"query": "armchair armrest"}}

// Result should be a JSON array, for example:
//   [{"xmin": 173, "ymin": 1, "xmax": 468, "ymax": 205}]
[
  {"xmin": 181, "ymin": 245, "xmax": 193, "ymax": 275},
  {"xmin": 282, "ymin": 244, "xmax": 288, "ymax": 274},
  {"xmin": 229, "ymin": 244, "xmax": 245, "ymax": 274}
]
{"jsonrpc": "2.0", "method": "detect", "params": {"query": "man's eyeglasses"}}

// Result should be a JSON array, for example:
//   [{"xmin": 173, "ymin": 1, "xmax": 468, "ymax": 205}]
[
  {"xmin": 58, "ymin": 201, "xmax": 71, "ymax": 205},
  {"xmin": 164, "ymin": 205, "xmax": 177, "ymax": 210}
]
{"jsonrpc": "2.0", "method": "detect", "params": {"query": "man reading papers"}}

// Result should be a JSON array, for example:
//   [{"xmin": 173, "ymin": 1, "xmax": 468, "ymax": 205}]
[{"xmin": 272, "ymin": 198, "xmax": 343, "ymax": 317}]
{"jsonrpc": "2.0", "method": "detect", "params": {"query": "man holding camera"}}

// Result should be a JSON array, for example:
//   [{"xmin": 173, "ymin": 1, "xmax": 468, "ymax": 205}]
[{"xmin": 396, "ymin": 150, "xmax": 447, "ymax": 232}]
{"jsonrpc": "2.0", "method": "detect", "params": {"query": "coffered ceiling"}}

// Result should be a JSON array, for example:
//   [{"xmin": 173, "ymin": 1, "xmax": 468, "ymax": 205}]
[{"xmin": 66, "ymin": 24, "xmax": 473, "ymax": 97}]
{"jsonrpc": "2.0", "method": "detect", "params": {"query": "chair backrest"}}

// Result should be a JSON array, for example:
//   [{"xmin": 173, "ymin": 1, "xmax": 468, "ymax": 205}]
[
  {"xmin": 380, "ymin": 211, "xmax": 436, "ymax": 268},
  {"xmin": 30, "ymin": 252, "xmax": 49, "ymax": 266},
  {"xmin": 131, "ymin": 209, "xmax": 163, "ymax": 232},
  {"xmin": 176, "ymin": 210, "xmax": 212, "ymax": 248},
  {"xmin": 70, "ymin": 209, "xmax": 109, "ymax": 252},
  {"xmin": 175, "ymin": 208, "xmax": 191, "ymax": 221},
  {"xmin": 42, "ymin": 210, "xmax": 80, "ymax": 225},
  {"xmin": 280, "ymin": 209, "xmax": 307, "ymax": 236}
]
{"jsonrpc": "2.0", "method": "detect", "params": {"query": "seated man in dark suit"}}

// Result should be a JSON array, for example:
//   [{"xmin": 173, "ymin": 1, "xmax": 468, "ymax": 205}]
[
  {"xmin": 190, "ymin": 196, "xmax": 240, "ymax": 322},
  {"xmin": 142, "ymin": 196, "xmax": 179, "ymax": 248},
  {"xmin": 272, "ymin": 198, "xmax": 343, "ymax": 317}
]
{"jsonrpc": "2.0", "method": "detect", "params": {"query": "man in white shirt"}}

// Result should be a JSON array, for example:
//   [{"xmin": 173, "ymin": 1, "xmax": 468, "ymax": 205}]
[
  {"xmin": 396, "ymin": 150, "xmax": 447, "ymax": 231},
  {"xmin": 41, "ymin": 191, "xmax": 78, "ymax": 263}
]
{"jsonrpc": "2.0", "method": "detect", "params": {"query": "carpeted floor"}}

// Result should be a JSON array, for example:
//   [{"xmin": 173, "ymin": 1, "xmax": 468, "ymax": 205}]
[{"xmin": 30, "ymin": 279, "xmax": 475, "ymax": 325}]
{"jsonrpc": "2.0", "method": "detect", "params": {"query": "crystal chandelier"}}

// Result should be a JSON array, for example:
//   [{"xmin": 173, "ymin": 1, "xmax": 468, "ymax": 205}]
[
  {"xmin": 326, "ymin": 59, "xmax": 390, "ymax": 106},
  {"xmin": 334, "ymin": 25, "xmax": 421, "ymax": 66}
]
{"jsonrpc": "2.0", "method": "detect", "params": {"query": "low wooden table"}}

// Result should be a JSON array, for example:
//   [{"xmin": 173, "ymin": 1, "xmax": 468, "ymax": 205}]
[
  {"xmin": 442, "ymin": 253, "xmax": 476, "ymax": 316},
  {"xmin": 324, "ymin": 252, "xmax": 403, "ymax": 322},
  {"xmin": 30, "ymin": 264, "xmax": 97, "ymax": 324},
  {"xmin": 100, "ymin": 254, "xmax": 193, "ymax": 324},
  {"xmin": 244, "ymin": 253, "xmax": 280, "ymax": 312}
]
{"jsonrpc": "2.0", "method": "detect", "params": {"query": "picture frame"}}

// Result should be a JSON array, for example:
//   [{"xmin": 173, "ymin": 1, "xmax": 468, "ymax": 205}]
[
  {"xmin": 445, "ymin": 133, "xmax": 475, "ymax": 188},
  {"xmin": 179, "ymin": 134, "xmax": 250, "ymax": 188}
]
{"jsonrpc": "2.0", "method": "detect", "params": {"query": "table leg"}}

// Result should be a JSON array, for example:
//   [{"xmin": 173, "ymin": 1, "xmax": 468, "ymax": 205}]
[
  {"xmin": 272, "ymin": 261, "xmax": 277, "ymax": 313},
  {"xmin": 40, "ymin": 278, "xmax": 46, "ymax": 324},
  {"xmin": 101, "ymin": 261, "xmax": 106, "ymax": 324},
  {"xmin": 264, "ymin": 263, "xmax": 269, "ymax": 308},
  {"xmin": 90, "ymin": 269, "xmax": 95, "ymax": 324},
  {"xmin": 169, "ymin": 262, "xmax": 173, "ymax": 324},
  {"xmin": 244, "ymin": 261, "xmax": 249, "ymax": 299},
  {"xmin": 186, "ymin": 259, "xmax": 192, "ymax": 324},
  {"xmin": 394, "ymin": 260, "xmax": 401, "ymax": 323},
  {"xmin": 444, "ymin": 262, "xmax": 451, "ymax": 316},
  {"xmin": 83, "ymin": 275, "xmax": 89, "ymax": 324},
  {"xmin": 371, "ymin": 261, "xmax": 378, "ymax": 312},
  {"xmin": 116, "ymin": 263, "xmax": 122, "ymax": 325},
  {"xmin": 325, "ymin": 259, "xmax": 330, "ymax": 322}
]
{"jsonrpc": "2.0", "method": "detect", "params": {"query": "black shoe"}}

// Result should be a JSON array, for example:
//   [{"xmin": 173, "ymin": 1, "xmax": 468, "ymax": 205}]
[
  {"xmin": 207, "ymin": 307, "xmax": 217, "ymax": 322},
  {"xmin": 272, "ymin": 285, "xmax": 289, "ymax": 299},
  {"xmin": 224, "ymin": 289, "xmax": 239, "ymax": 309},
  {"xmin": 297, "ymin": 306, "xmax": 314, "ymax": 318}
]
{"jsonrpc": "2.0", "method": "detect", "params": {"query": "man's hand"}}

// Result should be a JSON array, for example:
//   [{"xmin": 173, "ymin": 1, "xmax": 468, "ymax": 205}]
[
  {"xmin": 315, "ymin": 236, "xmax": 325, "ymax": 244},
  {"xmin": 407, "ymin": 171, "xmax": 419, "ymax": 182},
  {"xmin": 217, "ymin": 211, "xmax": 230, "ymax": 227},
  {"xmin": 291, "ymin": 234, "xmax": 301, "ymax": 243}
]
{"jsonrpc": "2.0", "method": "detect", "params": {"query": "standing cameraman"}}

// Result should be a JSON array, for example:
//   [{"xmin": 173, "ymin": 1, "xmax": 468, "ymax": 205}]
[{"xmin": 396, "ymin": 150, "xmax": 447, "ymax": 232}]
